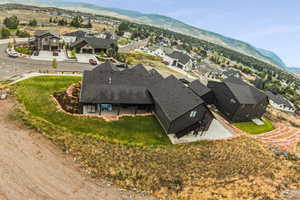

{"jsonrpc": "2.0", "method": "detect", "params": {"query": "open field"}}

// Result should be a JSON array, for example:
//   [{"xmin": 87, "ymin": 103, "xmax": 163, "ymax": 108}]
[
  {"xmin": 12, "ymin": 76, "xmax": 300, "ymax": 200},
  {"xmin": 14, "ymin": 76, "xmax": 170, "ymax": 146},
  {"xmin": 233, "ymin": 120, "xmax": 275, "ymax": 134}
]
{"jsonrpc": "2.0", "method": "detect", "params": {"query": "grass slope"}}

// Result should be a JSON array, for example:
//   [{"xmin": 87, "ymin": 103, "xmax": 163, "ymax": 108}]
[
  {"xmin": 14, "ymin": 76, "xmax": 170, "ymax": 146},
  {"xmin": 12, "ymin": 76, "xmax": 300, "ymax": 200},
  {"xmin": 233, "ymin": 120, "xmax": 275, "ymax": 135}
]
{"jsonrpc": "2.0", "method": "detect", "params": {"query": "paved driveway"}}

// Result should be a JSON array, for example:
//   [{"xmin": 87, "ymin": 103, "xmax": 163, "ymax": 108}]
[
  {"xmin": 0, "ymin": 43, "xmax": 92, "ymax": 81},
  {"xmin": 76, "ymin": 54, "xmax": 98, "ymax": 64}
]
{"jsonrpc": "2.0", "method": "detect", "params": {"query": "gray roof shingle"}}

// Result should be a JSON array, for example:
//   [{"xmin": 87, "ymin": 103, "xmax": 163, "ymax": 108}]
[
  {"xmin": 71, "ymin": 37, "xmax": 117, "ymax": 49},
  {"xmin": 167, "ymin": 51, "xmax": 191, "ymax": 65},
  {"xmin": 149, "ymin": 75, "xmax": 204, "ymax": 121},
  {"xmin": 265, "ymin": 91, "xmax": 294, "ymax": 109},
  {"xmin": 189, "ymin": 80, "xmax": 212, "ymax": 97},
  {"xmin": 224, "ymin": 77, "xmax": 267, "ymax": 104}
]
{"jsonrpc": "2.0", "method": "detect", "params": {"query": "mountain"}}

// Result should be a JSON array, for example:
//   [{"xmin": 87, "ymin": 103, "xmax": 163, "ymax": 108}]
[
  {"xmin": 287, "ymin": 67, "xmax": 300, "ymax": 72},
  {"xmin": 0, "ymin": 0, "xmax": 288, "ymax": 69},
  {"xmin": 256, "ymin": 48, "xmax": 287, "ymax": 69}
]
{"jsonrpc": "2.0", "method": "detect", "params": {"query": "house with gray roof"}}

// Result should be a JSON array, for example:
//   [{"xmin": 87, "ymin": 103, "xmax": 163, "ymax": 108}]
[
  {"xmin": 79, "ymin": 62, "xmax": 213, "ymax": 138},
  {"xmin": 164, "ymin": 51, "xmax": 194, "ymax": 71},
  {"xmin": 71, "ymin": 37, "xmax": 117, "ymax": 54},
  {"xmin": 265, "ymin": 91, "xmax": 295, "ymax": 113},
  {"xmin": 208, "ymin": 77, "xmax": 268, "ymax": 122}
]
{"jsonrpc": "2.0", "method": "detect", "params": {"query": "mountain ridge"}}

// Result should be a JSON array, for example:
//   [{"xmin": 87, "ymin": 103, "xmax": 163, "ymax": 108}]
[{"xmin": 0, "ymin": 0, "xmax": 290, "ymax": 70}]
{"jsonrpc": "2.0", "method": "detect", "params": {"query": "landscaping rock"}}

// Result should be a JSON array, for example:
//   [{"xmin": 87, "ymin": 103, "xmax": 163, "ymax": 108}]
[{"xmin": 295, "ymin": 153, "xmax": 300, "ymax": 160}]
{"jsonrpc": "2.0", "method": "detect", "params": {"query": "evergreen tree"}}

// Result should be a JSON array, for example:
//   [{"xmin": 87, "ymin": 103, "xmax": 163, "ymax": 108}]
[
  {"xmin": 29, "ymin": 19, "xmax": 38, "ymax": 27},
  {"xmin": 3, "ymin": 16, "xmax": 19, "ymax": 29}
]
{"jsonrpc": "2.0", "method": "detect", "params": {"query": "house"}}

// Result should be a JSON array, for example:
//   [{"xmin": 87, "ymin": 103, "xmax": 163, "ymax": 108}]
[
  {"xmin": 62, "ymin": 30, "xmax": 87, "ymax": 44},
  {"xmin": 265, "ymin": 91, "xmax": 295, "ymax": 113},
  {"xmin": 80, "ymin": 62, "xmax": 213, "ymax": 138},
  {"xmin": 123, "ymin": 32, "xmax": 132, "ymax": 39},
  {"xmin": 149, "ymin": 75, "xmax": 213, "ymax": 138},
  {"xmin": 147, "ymin": 46, "xmax": 165, "ymax": 57},
  {"xmin": 221, "ymin": 68, "xmax": 241, "ymax": 79},
  {"xmin": 164, "ymin": 51, "xmax": 194, "ymax": 71},
  {"xmin": 189, "ymin": 80, "xmax": 215, "ymax": 105},
  {"xmin": 29, "ymin": 30, "xmax": 62, "ymax": 52},
  {"xmin": 208, "ymin": 77, "xmax": 268, "ymax": 122},
  {"xmin": 71, "ymin": 37, "xmax": 117, "ymax": 54}
]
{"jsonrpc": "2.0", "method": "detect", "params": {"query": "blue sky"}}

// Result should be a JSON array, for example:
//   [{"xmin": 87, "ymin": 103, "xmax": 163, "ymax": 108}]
[{"xmin": 68, "ymin": 0, "xmax": 300, "ymax": 67}]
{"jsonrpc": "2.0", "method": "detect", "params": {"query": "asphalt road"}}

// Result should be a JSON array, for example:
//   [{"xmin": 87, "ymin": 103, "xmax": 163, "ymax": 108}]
[{"xmin": 0, "ymin": 43, "xmax": 92, "ymax": 81}]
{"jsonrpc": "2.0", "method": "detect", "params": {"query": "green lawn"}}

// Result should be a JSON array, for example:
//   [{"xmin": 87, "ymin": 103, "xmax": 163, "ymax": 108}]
[
  {"xmin": 233, "ymin": 120, "xmax": 275, "ymax": 135},
  {"xmin": 14, "ymin": 76, "xmax": 170, "ymax": 146}
]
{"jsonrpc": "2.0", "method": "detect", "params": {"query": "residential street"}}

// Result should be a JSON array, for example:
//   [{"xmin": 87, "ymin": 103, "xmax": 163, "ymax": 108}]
[{"xmin": 0, "ymin": 43, "xmax": 92, "ymax": 81}]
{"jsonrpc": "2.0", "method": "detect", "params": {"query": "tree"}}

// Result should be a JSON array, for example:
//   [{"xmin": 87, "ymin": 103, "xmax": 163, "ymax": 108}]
[
  {"xmin": 0, "ymin": 27, "xmax": 11, "ymax": 39},
  {"xmin": 28, "ymin": 19, "xmax": 38, "ymax": 27},
  {"xmin": 70, "ymin": 16, "xmax": 83, "ymax": 28},
  {"xmin": 49, "ymin": 17, "xmax": 53, "ymax": 23},
  {"xmin": 52, "ymin": 59, "xmax": 58, "ymax": 69},
  {"xmin": 118, "ymin": 22, "xmax": 129, "ymax": 32},
  {"xmin": 99, "ymin": 50, "xmax": 105, "ymax": 57},
  {"xmin": 7, "ymin": 42, "xmax": 12, "ymax": 49},
  {"xmin": 58, "ymin": 18, "xmax": 68, "ymax": 26},
  {"xmin": 16, "ymin": 29, "xmax": 30, "ymax": 38},
  {"xmin": 3, "ymin": 16, "xmax": 19, "ymax": 29}
]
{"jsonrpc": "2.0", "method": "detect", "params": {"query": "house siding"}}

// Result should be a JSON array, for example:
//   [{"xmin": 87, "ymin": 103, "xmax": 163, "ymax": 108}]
[{"xmin": 168, "ymin": 104, "xmax": 208, "ymax": 134}]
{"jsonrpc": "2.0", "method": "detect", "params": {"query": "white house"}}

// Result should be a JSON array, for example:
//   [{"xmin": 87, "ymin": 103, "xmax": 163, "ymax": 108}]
[
  {"xmin": 266, "ymin": 91, "xmax": 295, "ymax": 113},
  {"xmin": 164, "ymin": 51, "xmax": 194, "ymax": 71}
]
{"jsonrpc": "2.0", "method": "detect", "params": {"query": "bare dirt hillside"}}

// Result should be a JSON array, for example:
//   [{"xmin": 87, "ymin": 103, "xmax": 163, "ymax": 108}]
[{"xmin": 0, "ymin": 99, "xmax": 156, "ymax": 200}]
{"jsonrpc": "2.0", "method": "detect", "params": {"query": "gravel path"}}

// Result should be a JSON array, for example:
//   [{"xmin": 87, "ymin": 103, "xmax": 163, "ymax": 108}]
[{"xmin": 0, "ymin": 99, "xmax": 157, "ymax": 200}]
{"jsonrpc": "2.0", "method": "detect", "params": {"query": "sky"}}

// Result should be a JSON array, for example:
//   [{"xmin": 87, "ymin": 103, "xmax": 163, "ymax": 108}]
[{"xmin": 66, "ymin": 0, "xmax": 300, "ymax": 67}]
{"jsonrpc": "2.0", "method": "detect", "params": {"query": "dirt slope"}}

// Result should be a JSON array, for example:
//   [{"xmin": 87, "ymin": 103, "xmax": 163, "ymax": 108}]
[{"xmin": 0, "ymin": 99, "xmax": 156, "ymax": 200}]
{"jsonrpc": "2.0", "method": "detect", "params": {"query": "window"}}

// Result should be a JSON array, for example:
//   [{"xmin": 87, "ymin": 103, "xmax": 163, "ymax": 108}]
[
  {"xmin": 230, "ymin": 98, "xmax": 236, "ymax": 104},
  {"xmin": 86, "ymin": 105, "xmax": 96, "ymax": 113},
  {"xmin": 190, "ymin": 110, "xmax": 197, "ymax": 118}
]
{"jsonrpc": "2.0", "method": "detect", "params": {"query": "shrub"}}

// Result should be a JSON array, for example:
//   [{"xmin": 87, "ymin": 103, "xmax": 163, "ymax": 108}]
[
  {"xmin": 15, "ymin": 47, "xmax": 32, "ymax": 55},
  {"xmin": 0, "ymin": 27, "xmax": 11, "ymax": 39},
  {"xmin": 16, "ymin": 29, "xmax": 30, "ymax": 38}
]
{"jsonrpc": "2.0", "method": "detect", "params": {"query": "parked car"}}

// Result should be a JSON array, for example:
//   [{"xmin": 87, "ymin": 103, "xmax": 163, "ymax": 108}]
[
  {"xmin": 161, "ymin": 61, "xmax": 169, "ymax": 65},
  {"xmin": 89, "ymin": 59, "xmax": 98, "ymax": 65},
  {"xmin": 8, "ymin": 52, "xmax": 19, "ymax": 58}
]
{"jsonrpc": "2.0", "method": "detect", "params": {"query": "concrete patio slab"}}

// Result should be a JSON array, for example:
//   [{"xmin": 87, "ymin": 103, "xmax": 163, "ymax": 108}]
[{"xmin": 168, "ymin": 119, "xmax": 234, "ymax": 144}]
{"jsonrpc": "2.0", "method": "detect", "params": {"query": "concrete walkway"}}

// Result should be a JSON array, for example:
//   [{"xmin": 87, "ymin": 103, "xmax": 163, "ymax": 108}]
[{"xmin": 168, "ymin": 119, "xmax": 234, "ymax": 144}]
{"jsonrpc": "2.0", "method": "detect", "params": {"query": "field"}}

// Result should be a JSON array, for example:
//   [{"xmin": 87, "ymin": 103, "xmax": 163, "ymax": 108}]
[
  {"xmin": 12, "ymin": 76, "xmax": 300, "ymax": 200},
  {"xmin": 233, "ymin": 120, "xmax": 275, "ymax": 134},
  {"xmin": 14, "ymin": 76, "xmax": 170, "ymax": 146}
]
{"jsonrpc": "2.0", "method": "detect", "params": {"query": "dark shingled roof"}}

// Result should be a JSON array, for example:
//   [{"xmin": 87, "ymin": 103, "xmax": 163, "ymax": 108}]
[
  {"xmin": 80, "ymin": 62, "xmax": 162, "ymax": 105},
  {"xmin": 189, "ymin": 80, "xmax": 212, "ymax": 97},
  {"xmin": 71, "ymin": 37, "xmax": 117, "ymax": 49},
  {"xmin": 149, "ymin": 75, "xmax": 204, "ymax": 121},
  {"xmin": 265, "ymin": 91, "xmax": 294, "ymax": 109},
  {"xmin": 34, "ymin": 30, "xmax": 60, "ymax": 38},
  {"xmin": 223, "ymin": 77, "xmax": 267, "ymax": 104},
  {"xmin": 167, "ymin": 51, "xmax": 191, "ymax": 65},
  {"xmin": 63, "ymin": 30, "xmax": 86, "ymax": 38}
]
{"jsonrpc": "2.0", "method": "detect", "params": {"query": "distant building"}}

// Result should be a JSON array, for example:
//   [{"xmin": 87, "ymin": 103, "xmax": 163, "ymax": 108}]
[
  {"xmin": 265, "ymin": 91, "xmax": 295, "ymax": 113},
  {"xmin": 71, "ymin": 37, "xmax": 117, "ymax": 54},
  {"xmin": 29, "ymin": 30, "xmax": 62, "ymax": 52},
  {"xmin": 164, "ymin": 51, "xmax": 194, "ymax": 71},
  {"xmin": 221, "ymin": 68, "xmax": 241, "ymax": 79},
  {"xmin": 208, "ymin": 77, "xmax": 268, "ymax": 122}
]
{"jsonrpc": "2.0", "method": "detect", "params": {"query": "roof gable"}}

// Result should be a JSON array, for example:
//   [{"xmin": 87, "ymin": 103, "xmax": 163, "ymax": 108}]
[
  {"xmin": 167, "ymin": 51, "xmax": 191, "ymax": 65},
  {"xmin": 149, "ymin": 75, "xmax": 204, "ymax": 121},
  {"xmin": 224, "ymin": 77, "xmax": 267, "ymax": 105},
  {"xmin": 189, "ymin": 80, "xmax": 212, "ymax": 97}
]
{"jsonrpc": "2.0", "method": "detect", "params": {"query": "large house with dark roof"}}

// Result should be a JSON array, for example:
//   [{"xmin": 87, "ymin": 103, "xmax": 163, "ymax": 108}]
[
  {"xmin": 208, "ymin": 77, "xmax": 268, "ymax": 122},
  {"xmin": 79, "ymin": 62, "xmax": 213, "ymax": 138},
  {"xmin": 29, "ymin": 30, "xmax": 62, "ymax": 52},
  {"xmin": 71, "ymin": 37, "xmax": 117, "ymax": 54}
]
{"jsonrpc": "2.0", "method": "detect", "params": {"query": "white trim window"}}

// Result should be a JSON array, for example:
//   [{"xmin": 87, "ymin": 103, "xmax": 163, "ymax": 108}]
[
  {"xmin": 86, "ymin": 105, "xmax": 96, "ymax": 113},
  {"xmin": 190, "ymin": 110, "xmax": 197, "ymax": 118}
]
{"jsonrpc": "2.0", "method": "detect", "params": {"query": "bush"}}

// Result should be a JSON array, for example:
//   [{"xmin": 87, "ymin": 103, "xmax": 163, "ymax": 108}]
[
  {"xmin": 15, "ymin": 47, "xmax": 32, "ymax": 55},
  {"xmin": 16, "ymin": 29, "xmax": 30, "ymax": 38},
  {"xmin": 28, "ymin": 19, "xmax": 38, "ymax": 27},
  {"xmin": 0, "ymin": 27, "xmax": 11, "ymax": 39}
]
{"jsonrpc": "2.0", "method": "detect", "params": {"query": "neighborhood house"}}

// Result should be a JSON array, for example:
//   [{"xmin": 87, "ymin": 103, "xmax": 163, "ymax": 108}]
[
  {"xmin": 30, "ymin": 30, "xmax": 62, "ymax": 53},
  {"xmin": 71, "ymin": 37, "xmax": 117, "ymax": 54},
  {"xmin": 79, "ymin": 62, "xmax": 214, "ymax": 138},
  {"xmin": 208, "ymin": 77, "xmax": 269, "ymax": 122},
  {"xmin": 266, "ymin": 91, "xmax": 295, "ymax": 113},
  {"xmin": 165, "ymin": 51, "xmax": 194, "ymax": 71}
]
